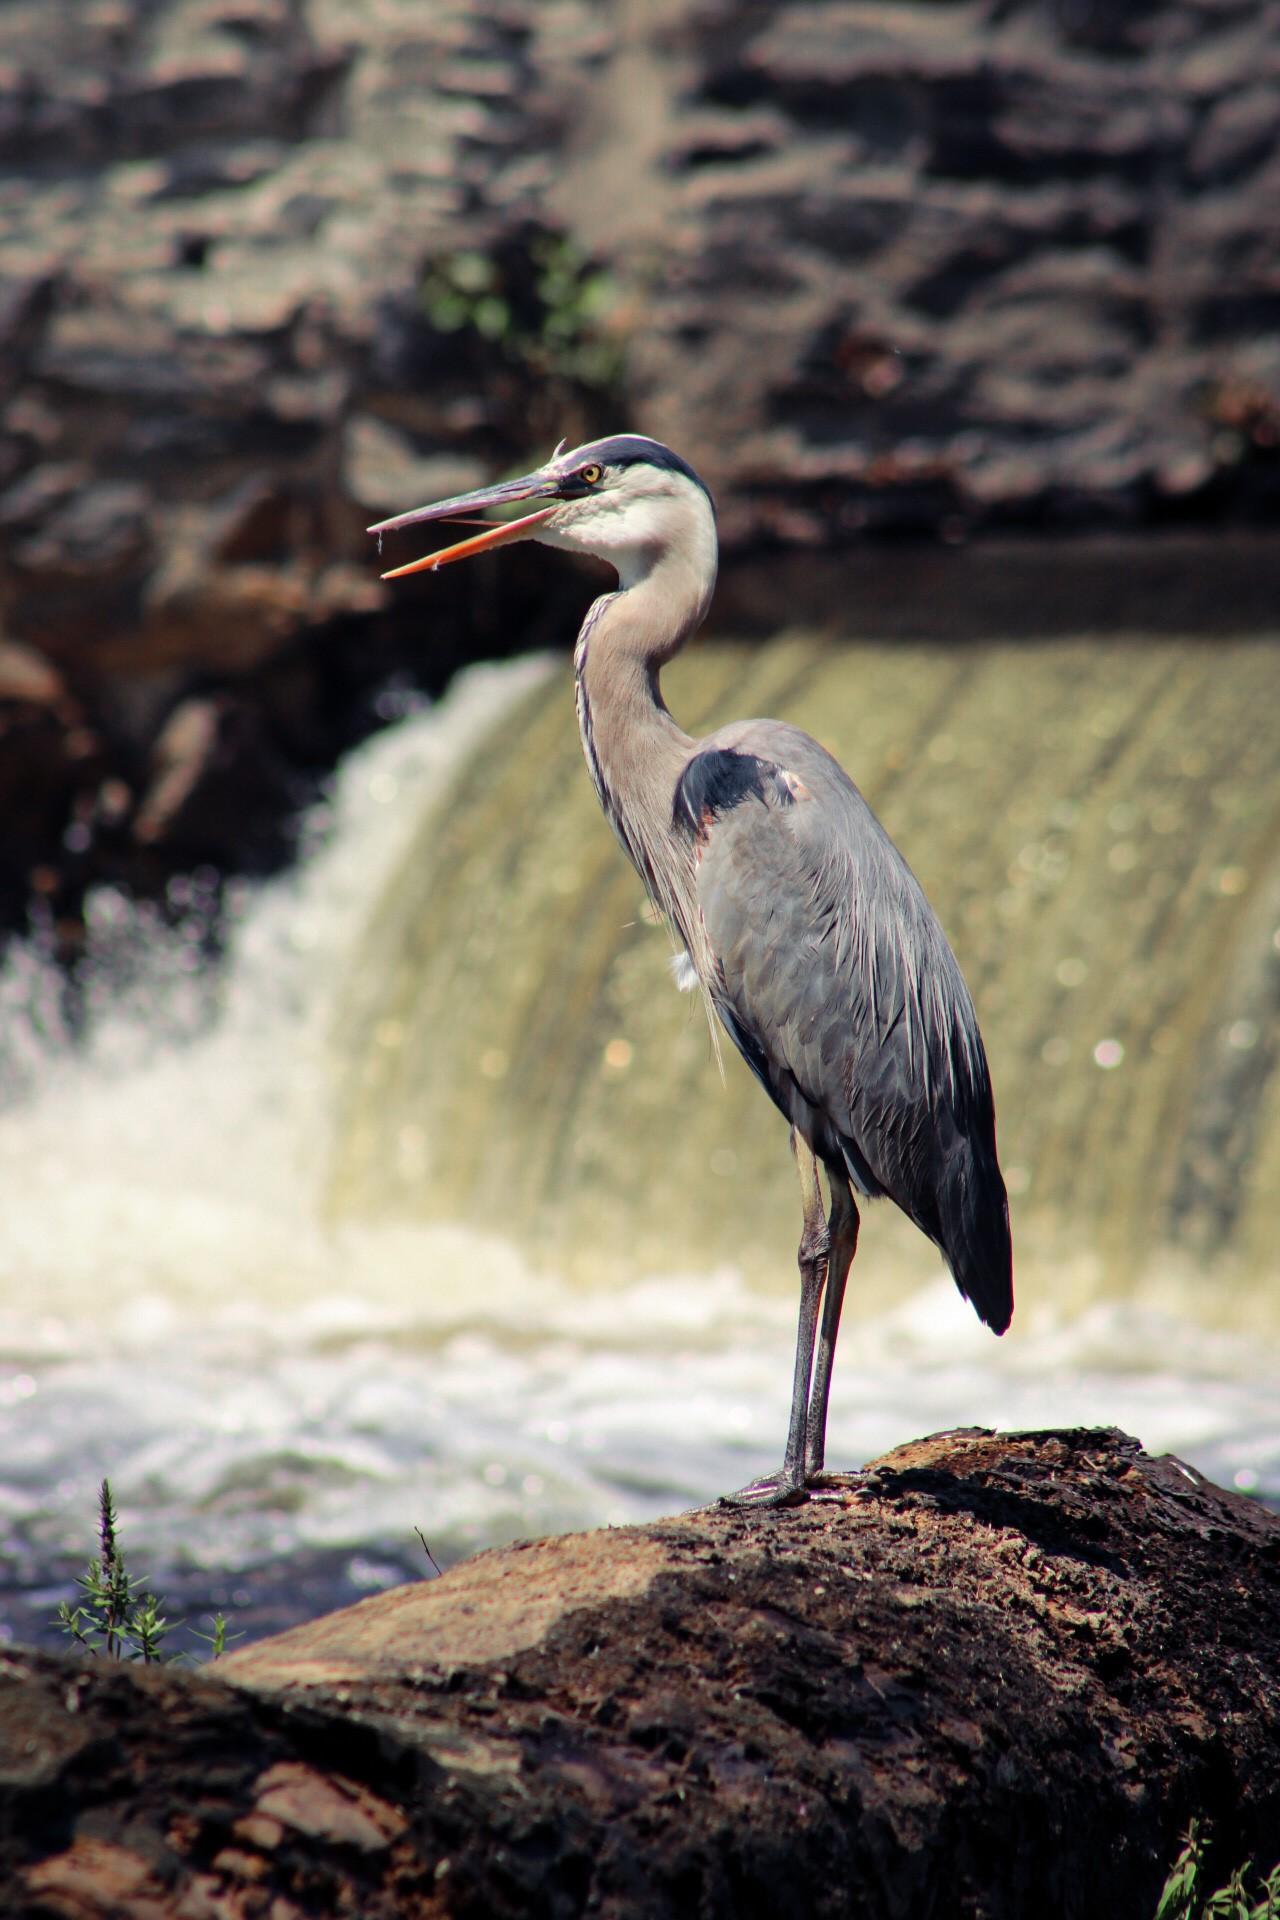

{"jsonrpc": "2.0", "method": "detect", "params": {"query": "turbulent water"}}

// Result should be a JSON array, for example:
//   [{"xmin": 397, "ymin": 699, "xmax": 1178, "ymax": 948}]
[{"xmin": 1, "ymin": 650, "xmax": 1277, "ymax": 1652}]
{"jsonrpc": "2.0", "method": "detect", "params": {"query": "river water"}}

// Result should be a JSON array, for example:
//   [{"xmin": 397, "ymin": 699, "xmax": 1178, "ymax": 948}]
[{"xmin": 1, "ymin": 654, "xmax": 1276, "ymax": 1651}]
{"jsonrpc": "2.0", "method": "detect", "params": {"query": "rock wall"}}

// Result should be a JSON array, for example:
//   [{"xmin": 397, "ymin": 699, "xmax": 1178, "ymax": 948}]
[
  {"xmin": 625, "ymin": 0, "xmax": 1280, "ymax": 548},
  {"xmin": 1, "ymin": 0, "xmax": 1278, "ymax": 930}
]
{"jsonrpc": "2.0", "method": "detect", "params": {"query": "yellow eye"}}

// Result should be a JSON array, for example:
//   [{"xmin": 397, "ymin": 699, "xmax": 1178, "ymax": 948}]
[{"xmin": 578, "ymin": 463, "xmax": 603, "ymax": 485}]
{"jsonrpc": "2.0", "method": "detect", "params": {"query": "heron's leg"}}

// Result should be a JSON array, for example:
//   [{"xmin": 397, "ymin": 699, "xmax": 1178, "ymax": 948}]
[
  {"xmin": 720, "ymin": 1128, "xmax": 827, "ymax": 1509},
  {"xmin": 782, "ymin": 1127, "xmax": 830, "ymax": 1483},
  {"xmin": 804, "ymin": 1170, "xmax": 860, "ymax": 1478}
]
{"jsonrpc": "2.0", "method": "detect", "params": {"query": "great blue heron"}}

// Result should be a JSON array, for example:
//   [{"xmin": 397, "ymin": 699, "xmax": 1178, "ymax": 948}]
[{"xmin": 369, "ymin": 435, "xmax": 1013, "ymax": 1506}]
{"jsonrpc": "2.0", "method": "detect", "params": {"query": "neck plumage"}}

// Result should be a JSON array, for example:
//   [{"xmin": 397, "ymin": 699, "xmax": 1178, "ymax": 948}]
[{"xmin": 573, "ymin": 550, "xmax": 711, "ymax": 967}]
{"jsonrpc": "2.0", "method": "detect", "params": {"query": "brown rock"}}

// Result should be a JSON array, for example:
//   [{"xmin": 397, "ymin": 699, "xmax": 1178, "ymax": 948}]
[
  {"xmin": 25, "ymin": 1838, "xmax": 173, "ymax": 1920},
  {"xmin": 2, "ymin": 1430, "xmax": 1278, "ymax": 1920},
  {"xmin": 251, "ymin": 1763, "xmax": 407, "ymax": 1853},
  {"xmin": 0, "ymin": 639, "xmax": 63, "ymax": 706}
]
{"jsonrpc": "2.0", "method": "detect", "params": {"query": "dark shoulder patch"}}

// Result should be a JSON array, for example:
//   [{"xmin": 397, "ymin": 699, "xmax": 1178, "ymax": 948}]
[{"xmin": 674, "ymin": 750, "xmax": 794, "ymax": 837}]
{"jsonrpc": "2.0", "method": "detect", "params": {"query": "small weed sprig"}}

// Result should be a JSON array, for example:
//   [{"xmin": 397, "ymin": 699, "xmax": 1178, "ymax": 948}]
[
  {"xmin": 56, "ymin": 1479, "xmax": 238, "ymax": 1664},
  {"xmin": 1157, "ymin": 1820, "xmax": 1280, "ymax": 1920},
  {"xmin": 420, "ymin": 233, "xmax": 622, "ymax": 392}
]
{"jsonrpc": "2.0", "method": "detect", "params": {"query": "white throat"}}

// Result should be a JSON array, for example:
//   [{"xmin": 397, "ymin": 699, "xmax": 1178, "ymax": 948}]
[{"xmin": 536, "ymin": 471, "xmax": 718, "ymax": 606}]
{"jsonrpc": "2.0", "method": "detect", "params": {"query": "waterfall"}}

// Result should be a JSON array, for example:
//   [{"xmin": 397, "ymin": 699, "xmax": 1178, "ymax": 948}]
[{"xmin": 330, "ymin": 634, "xmax": 1280, "ymax": 1330}]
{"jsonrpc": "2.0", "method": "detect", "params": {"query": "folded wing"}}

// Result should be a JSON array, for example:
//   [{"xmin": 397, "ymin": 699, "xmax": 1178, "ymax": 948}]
[{"xmin": 674, "ymin": 725, "xmax": 1012, "ymax": 1334}]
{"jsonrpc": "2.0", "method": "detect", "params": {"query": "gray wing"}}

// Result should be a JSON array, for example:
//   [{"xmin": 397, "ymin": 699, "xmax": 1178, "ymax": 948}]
[{"xmin": 674, "ymin": 723, "xmax": 1012, "ymax": 1334}]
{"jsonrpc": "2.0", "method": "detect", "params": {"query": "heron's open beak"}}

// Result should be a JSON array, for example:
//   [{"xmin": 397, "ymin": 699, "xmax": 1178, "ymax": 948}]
[{"xmin": 367, "ymin": 467, "xmax": 559, "ymax": 581}]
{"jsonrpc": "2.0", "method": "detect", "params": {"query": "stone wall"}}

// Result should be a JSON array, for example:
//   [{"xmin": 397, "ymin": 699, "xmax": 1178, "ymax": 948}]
[
  {"xmin": 627, "ymin": 0, "xmax": 1280, "ymax": 548},
  {"xmin": 1, "ymin": 0, "xmax": 1277, "ymax": 929}
]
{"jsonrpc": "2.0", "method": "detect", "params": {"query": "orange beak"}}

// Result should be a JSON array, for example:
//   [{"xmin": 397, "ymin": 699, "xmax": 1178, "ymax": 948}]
[{"xmin": 368, "ymin": 465, "xmax": 561, "ymax": 581}]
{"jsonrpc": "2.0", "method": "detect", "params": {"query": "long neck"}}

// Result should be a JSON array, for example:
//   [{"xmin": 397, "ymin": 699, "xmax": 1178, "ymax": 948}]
[{"xmin": 574, "ymin": 554, "xmax": 709, "ymax": 945}]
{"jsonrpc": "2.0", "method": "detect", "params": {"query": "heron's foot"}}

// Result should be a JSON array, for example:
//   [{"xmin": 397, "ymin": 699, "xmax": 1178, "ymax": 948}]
[
  {"xmin": 804, "ymin": 1467, "xmax": 868, "ymax": 1501},
  {"xmin": 716, "ymin": 1469, "xmax": 810, "ymax": 1511},
  {"xmin": 712, "ymin": 1462, "xmax": 868, "ymax": 1511}
]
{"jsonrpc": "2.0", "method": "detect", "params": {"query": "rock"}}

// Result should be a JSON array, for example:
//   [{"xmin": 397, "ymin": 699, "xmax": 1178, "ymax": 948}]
[
  {"xmin": 2, "ymin": 1430, "xmax": 1278, "ymax": 1918},
  {"xmin": 1189, "ymin": 83, "xmax": 1280, "ymax": 185},
  {"xmin": 0, "ymin": 638, "xmax": 104, "ymax": 933},
  {"xmin": 343, "ymin": 416, "xmax": 489, "ymax": 520},
  {"xmin": 25, "ymin": 1839, "xmax": 176, "ymax": 1920},
  {"xmin": 619, "ymin": 0, "xmax": 1280, "ymax": 538},
  {"xmin": 0, "ymin": 639, "xmax": 63, "ymax": 707},
  {"xmin": 252, "ymin": 1761, "xmax": 408, "ymax": 1853},
  {"xmin": 9, "ymin": 478, "xmax": 153, "ymax": 579}
]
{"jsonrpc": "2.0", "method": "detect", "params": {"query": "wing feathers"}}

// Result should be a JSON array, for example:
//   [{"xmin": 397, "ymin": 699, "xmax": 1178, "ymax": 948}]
[{"xmin": 676, "ymin": 735, "xmax": 1012, "ymax": 1333}]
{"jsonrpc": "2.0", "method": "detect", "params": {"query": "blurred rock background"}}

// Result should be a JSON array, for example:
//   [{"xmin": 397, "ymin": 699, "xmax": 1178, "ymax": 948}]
[{"xmin": 1, "ymin": 0, "xmax": 1278, "ymax": 947}]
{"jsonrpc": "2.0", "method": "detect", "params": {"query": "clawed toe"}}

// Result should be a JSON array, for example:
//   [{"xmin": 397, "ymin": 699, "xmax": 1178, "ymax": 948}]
[
  {"xmin": 804, "ymin": 1467, "xmax": 867, "ymax": 1500},
  {"xmin": 716, "ymin": 1470, "xmax": 809, "ymax": 1511},
  {"xmin": 710, "ymin": 1464, "xmax": 867, "ymax": 1511}
]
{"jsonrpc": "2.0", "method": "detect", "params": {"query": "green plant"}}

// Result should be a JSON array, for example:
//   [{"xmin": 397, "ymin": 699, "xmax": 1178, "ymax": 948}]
[
  {"xmin": 1156, "ymin": 1820, "xmax": 1280, "ymax": 1920},
  {"xmin": 56, "ymin": 1478, "xmax": 238, "ymax": 1664},
  {"xmin": 419, "ymin": 232, "xmax": 624, "ymax": 392}
]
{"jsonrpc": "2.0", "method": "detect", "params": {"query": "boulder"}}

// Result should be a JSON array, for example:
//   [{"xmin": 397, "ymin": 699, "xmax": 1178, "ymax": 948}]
[{"xmin": 3, "ymin": 1429, "xmax": 1278, "ymax": 1918}]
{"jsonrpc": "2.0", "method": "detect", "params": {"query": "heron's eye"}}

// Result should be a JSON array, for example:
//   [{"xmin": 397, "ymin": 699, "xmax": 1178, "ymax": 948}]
[{"xmin": 578, "ymin": 464, "xmax": 603, "ymax": 486}]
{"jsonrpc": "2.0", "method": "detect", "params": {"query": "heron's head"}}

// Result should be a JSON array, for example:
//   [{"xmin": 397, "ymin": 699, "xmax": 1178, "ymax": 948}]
[{"xmin": 368, "ymin": 435, "xmax": 717, "ymax": 597}]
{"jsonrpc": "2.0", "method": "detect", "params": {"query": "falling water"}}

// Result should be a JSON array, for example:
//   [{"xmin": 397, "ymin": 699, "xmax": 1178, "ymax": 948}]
[
  {"xmin": 332, "ymin": 633, "xmax": 1280, "ymax": 1321},
  {"xmin": 1, "ymin": 642, "xmax": 1277, "ymax": 1652}
]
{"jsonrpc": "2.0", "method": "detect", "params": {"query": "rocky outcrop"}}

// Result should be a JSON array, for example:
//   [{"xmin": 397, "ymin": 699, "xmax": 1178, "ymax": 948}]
[
  {"xmin": 1, "ymin": 0, "xmax": 1278, "ymax": 929},
  {"xmin": 627, "ymin": 0, "xmax": 1280, "ymax": 550},
  {"xmin": 3, "ymin": 1430, "xmax": 1279, "ymax": 1918}
]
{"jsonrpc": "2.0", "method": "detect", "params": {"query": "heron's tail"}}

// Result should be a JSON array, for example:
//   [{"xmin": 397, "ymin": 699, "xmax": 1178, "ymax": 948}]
[{"xmin": 938, "ymin": 1148, "xmax": 1014, "ymax": 1335}]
